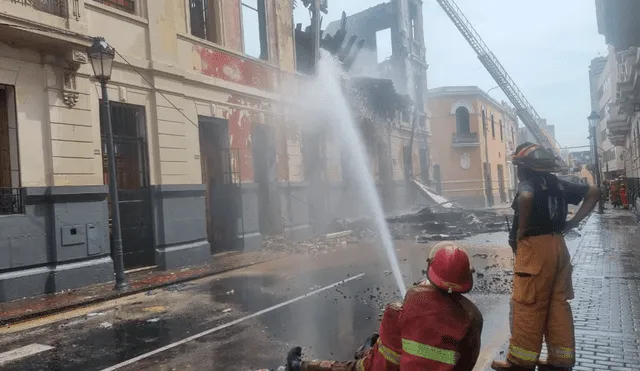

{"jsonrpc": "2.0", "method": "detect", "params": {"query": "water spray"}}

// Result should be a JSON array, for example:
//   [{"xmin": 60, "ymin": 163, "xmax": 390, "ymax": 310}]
[{"xmin": 313, "ymin": 52, "xmax": 407, "ymax": 297}]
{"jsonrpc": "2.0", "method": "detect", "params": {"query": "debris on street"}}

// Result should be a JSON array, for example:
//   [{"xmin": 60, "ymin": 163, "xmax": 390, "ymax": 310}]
[{"xmin": 262, "ymin": 233, "xmax": 354, "ymax": 256}]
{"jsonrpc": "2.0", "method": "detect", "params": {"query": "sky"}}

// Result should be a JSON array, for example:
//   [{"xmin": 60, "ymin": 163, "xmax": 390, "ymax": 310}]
[{"xmin": 293, "ymin": 0, "xmax": 609, "ymax": 149}]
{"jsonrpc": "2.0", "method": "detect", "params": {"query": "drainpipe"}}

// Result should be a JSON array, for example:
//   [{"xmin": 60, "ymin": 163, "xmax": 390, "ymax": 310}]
[{"xmin": 482, "ymin": 112, "xmax": 493, "ymax": 207}]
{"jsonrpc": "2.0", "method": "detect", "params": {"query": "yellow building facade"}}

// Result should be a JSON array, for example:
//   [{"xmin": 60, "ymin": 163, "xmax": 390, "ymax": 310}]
[{"xmin": 428, "ymin": 86, "xmax": 514, "ymax": 207}]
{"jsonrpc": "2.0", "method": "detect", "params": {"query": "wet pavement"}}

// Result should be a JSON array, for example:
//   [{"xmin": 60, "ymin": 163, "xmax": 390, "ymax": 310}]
[
  {"xmin": 568, "ymin": 209, "xmax": 640, "ymax": 371},
  {"xmin": 3, "ymin": 206, "xmax": 635, "ymax": 371},
  {"xmin": 0, "ymin": 237, "xmax": 514, "ymax": 371}
]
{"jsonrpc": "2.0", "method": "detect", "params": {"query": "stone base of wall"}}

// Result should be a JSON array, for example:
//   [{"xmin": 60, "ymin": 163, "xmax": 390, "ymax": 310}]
[
  {"xmin": 152, "ymin": 185, "xmax": 212, "ymax": 271},
  {"xmin": 0, "ymin": 186, "xmax": 114, "ymax": 303},
  {"xmin": 279, "ymin": 182, "xmax": 312, "ymax": 241},
  {"xmin": 241, "ymin": 183, "xmax": 263, "ymax": 251},
  {"xmin": 0, "ymin": 256, "xmax": 114, "ymax": 303}
]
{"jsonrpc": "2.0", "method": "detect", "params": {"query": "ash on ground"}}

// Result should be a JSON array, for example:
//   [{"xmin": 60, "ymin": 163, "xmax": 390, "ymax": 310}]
[{"xmin": 262, "ymin": 233, "xmax": 355, "ymax": 257}]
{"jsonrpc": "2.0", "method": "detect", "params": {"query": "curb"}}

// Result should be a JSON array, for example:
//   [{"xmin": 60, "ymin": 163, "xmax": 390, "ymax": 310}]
[{"xmin": 0, "ymin": 256, "xmax": 284, "ymax": 327}]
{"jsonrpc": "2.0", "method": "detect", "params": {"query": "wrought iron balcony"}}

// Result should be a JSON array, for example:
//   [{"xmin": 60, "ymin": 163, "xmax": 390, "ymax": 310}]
[
  {"xmin": 0, "ymin": 187, "xmax": 25, "ymax": 215},
  {"xmin": 9, "ymin": 0, "xmax": 68, "ymax": 17},
  {"xmin": 452, "ymin": 132, "xmax": 480, "ymax": 147}
]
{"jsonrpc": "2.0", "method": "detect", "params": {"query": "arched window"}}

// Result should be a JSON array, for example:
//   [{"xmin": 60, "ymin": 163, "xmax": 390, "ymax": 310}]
[
  {"xmin": 499, "ymin": 119, "xmax": 504, "ymax": 142},
  {"xmin": 455, "ymin": 106, "xmax": 470, "ymax": 134}
]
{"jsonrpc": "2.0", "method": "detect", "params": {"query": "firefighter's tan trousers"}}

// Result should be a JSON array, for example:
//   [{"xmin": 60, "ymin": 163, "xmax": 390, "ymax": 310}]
[{"xmin": 508, "ymin": 234, "xmax": 575, "ymax": 367}]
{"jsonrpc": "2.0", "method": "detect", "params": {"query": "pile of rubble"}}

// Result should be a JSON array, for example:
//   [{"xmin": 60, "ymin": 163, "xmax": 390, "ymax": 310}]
[
  {"xmin": 322, "ymin": 178, "xmax": 513, "ymax": 243},
  {"xmin": 387, "ymin": 206, "xmax": 511, "ymax": 243},
  {"xmin": 262, "ymin": 233, "xmax": 354, "ymax": 257}
]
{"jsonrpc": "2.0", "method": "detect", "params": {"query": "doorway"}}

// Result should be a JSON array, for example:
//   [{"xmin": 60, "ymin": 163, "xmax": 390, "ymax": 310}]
[
  {"xmin": 252, "ymin": 123, "xmax": 282, "ymax": 235},
  {"xmin": 100, "ymin": 102, "xmax": 153, "ymax": 269},
  {"xmin": 0, "ymin": 85, "xmax": 20, "ymax": 215},
  {"xmin": 497, "ymin": 164, "xmax": 506, "ymax": 203},
  {"xmin": 432, "ymin": 164, "xmax": 441, "ymax": 194},
  {"xmin": 484, "ymin": 162, "xmax": 494, "ymax": 207},
  {"xmin": 198, "ymin": 116, "xmax": 243, "ymax": 252},
  {"xmin": 302, "ymin": 128, "xmax": 328, "ymax": 233},
  {"xmin": 419, "ymin": 148, "xmax": 429, "ymax": 184}
]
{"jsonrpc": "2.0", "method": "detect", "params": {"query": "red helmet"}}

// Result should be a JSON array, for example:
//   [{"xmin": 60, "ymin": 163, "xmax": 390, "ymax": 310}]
[{"xmin": 426, "ymin": 242, "xmax": 473, "ymax": 293}]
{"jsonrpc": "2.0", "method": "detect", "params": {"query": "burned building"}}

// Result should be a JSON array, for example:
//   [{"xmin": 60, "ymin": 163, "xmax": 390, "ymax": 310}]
[{"xmin": 293, "ymin": 1, "xmax": 431, "ymax": 233}]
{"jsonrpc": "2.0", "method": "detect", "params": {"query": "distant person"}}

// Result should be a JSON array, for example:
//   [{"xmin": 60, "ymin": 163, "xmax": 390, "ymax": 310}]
[
  {"xmin": 492, "ymin": 143, "xmax": 600, "ymax": 371},
  {"xmin": 620, "ymin": 182, "xmax": 629, "ymax": 210},
  {"xmin": 610, "ymin": 180, "xmax": 620, "ymax": 208},
  {"xmin": 286, "ymin": 242, "xmax": 483, "ymax": 371}
]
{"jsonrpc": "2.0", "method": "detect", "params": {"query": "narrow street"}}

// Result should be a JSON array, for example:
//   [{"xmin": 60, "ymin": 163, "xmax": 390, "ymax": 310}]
[
  {"xmin": 0, "ymin": 236, "xmax": 514, "ymax": 371},
  {"xmin": 2, "ymin": 208, "xmax": 638, "ymax": 371}
]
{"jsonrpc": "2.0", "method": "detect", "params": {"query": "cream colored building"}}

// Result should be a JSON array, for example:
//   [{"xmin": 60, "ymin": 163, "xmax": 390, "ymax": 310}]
[
  {"xmin": 0, "ymin": 0, "xmax": 430, "ymax": 302},
  {"xmin": 428, "ymin": 86, "xmax": 514, "ymax": 207},
  {"xmin": 0, "ymin": 0, "xmax": 305, "ymax": 302}
]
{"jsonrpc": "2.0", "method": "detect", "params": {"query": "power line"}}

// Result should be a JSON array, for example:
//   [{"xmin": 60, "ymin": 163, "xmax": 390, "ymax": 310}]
[
  {"xmin": 0, "ymin": 23, "xmax": 199, "ymax": 129},
  {"xmin": 112, "ymin": 49, "xmax": 199, "ymax": 129}
]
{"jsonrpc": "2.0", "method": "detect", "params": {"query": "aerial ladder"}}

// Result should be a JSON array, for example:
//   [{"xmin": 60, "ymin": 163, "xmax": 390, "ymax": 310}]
[{"xmin": 435, "ymin": 0, "xmax": 566, "ymax": 167}]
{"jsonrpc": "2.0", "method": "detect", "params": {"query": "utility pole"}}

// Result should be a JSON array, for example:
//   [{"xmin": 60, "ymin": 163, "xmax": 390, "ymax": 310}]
[{"xmin": 588, "ymin": 111, "xmax": 604, "ymax": 214}]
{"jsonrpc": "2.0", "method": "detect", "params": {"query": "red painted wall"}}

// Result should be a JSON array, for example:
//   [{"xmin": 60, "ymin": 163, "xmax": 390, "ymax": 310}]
[{"xmin": 193, "ymin": 45, "xmax": 276, "ymax": 92}]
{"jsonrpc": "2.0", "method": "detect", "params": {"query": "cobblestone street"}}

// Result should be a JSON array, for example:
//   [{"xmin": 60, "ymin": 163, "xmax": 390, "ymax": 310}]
[{"xmin": 569, "ymin": 209, "xmax": 640, "ymax": 370}]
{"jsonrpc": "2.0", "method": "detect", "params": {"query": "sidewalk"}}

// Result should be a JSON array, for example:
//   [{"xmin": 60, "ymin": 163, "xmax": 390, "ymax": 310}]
[
  {"xmin": 0, "ymin": 248, "xmax": 291, "ymax": 326},
  {"xmin": 569, "ymin": 209, "xmax": 640, "ymax": 370}
]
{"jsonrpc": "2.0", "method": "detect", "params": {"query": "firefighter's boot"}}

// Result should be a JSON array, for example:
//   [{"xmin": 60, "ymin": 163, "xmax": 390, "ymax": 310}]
[
  {"xmin": 491, "ymin": 359, "xmax": 536, "ymax": 371},
  {"xmin": 537, "ymin": 360, "xmax": 572, "ymax": 371}
]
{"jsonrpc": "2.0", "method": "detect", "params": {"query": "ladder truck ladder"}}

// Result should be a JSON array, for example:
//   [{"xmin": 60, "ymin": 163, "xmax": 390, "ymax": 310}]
[{"xmin": 435, "ymin": 0, "xmax": 566, "ymax": 166}]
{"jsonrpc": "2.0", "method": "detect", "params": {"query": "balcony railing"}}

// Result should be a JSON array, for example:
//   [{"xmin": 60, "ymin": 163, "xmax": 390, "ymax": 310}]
[
  {"xmin": 452, "ymin": 132, "xmax": 480, "ymax": 147},
  {"xmin": 0, "ymin": 188, "xmax": 25, "ymax": 215},
  {"xmin": 10, "ymin": 0, "xmax": 67, "ymax": 17}
]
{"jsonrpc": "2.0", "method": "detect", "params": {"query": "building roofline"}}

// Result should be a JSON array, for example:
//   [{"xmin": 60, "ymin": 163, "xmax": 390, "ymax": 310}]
[{"xmin": 428, "ymin": 86, "xmax": 514, "ymax": 117}]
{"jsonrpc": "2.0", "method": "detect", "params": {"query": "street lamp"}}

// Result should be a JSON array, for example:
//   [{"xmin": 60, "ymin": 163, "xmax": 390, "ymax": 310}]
[
  {"xmin": 88, "ymin": 37, "xmax": 128, "ymax": 290},
  {"xmin": 588, "ymin": 110, "xmax": 604, "ymax": 214}
]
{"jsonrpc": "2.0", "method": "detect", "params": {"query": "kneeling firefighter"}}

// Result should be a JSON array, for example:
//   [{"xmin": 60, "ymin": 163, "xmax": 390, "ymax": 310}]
[
  {"xmin": 286, "ymin": 242, "xmax": 484, "ymax": 371},
  {"xmin": 493, "ymin": 143, "xmax": 600, "ymax": 371}
]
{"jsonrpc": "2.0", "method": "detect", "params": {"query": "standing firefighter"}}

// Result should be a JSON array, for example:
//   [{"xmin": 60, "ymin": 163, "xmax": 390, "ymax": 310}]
[
  {"xmin": 286, "ymin": 242, "xmax": 483, "ymax": 371},
  {"xmin": 492, "ymin": 143, "xmax": 600, "ymax": 371}
]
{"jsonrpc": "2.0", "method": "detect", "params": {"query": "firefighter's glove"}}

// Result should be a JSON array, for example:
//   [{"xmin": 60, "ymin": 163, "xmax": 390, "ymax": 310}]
[
  {"xmin": 286, "ymin": 346, "xmax": 303, "ymax": 371},
  {"xmin": 355, "ymin": 333, "xmax": 379, "ymax": 359}
]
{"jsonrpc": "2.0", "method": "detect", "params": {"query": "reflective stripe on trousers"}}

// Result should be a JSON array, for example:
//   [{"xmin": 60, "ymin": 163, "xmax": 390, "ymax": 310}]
[
  {"xmin": 508, "ymin": 345, "xmax": 538, "ymax": 363},
  {"xmin": 548, "ymin": 346, "xmax": 575, "ymax": 360},
  {"xmin": 376, "ymin": 338, "xmax": 400, "ymax": 365},
  {"xmin": 401, "ymin": 339, "xmax": 458, "ymax": 365}
]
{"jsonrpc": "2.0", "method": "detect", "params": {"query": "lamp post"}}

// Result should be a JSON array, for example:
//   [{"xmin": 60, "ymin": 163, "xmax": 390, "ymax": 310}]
[
  {"xmin": 588, "ymin": 110, "xmax": 604, "ymax": 214},
  {"xmin": 88, "ymin": 37, "xmax": 128, "ymax": 290}
]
